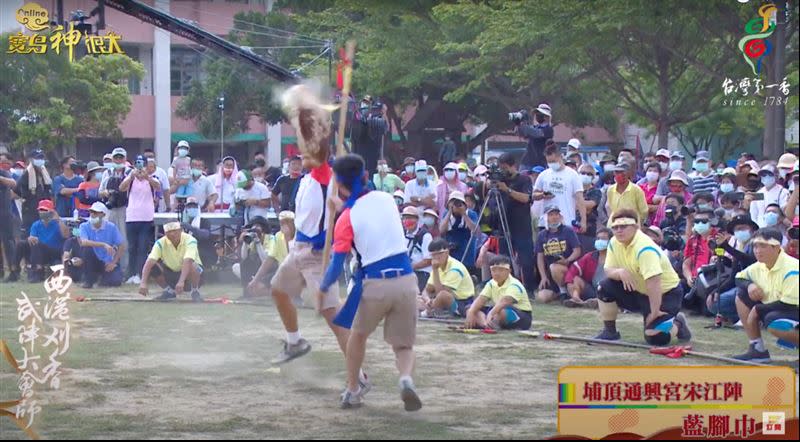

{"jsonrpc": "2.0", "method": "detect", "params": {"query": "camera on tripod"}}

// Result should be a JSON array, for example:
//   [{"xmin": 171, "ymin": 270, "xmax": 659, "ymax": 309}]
[{"xmin": 486, "ymin": 164, "xmax": 509, "ymax": 183}]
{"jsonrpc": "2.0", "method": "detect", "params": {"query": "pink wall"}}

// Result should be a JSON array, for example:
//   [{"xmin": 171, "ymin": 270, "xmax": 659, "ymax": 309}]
[{"xmin": 120, "ymin": 95, "xmax": 155, "ymax": 138}]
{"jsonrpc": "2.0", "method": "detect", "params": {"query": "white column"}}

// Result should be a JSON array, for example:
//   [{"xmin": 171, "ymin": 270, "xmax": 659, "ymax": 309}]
[
  {"xmin": 153, "ymin": 0, "xmax": 172, "ymax": 171},
  {"xmin": 267, "ymin": 123, "xmax": 282, "ymax": 167}
]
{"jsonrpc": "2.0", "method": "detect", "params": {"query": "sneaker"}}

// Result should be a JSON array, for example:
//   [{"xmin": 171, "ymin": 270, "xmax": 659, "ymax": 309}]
[
  {"xmin": 125, "ymin": 276, "xmax": 138, "ymax": 285},
  {"xmin": 358, "ymin": 372, "xmax": 373, "ymax": 398},
  {"xmin": 400, "ymin": 378, "xmax": 422, "ymax": 412},
  {"xmin": 155, "ymin": 289, "xmax": 177, "ymax": 301},
  {"xmin": 733, "ymin": 320, "xmax": 744, "ymax": 330},
  {"xmin": 340, "ymin": 389, "xmax": 363, "ymax": 410},
  {"xmin": 593, "ymin": 330, "xmax": 622, "ymax": 341},
  {"xmin": 133, "ymin": 275, "xmax": 142, "ymax": 285},
  {"xmin": 674, "ymin": 312, "xmax": 692, "ymax": 342},
  {"xmin": 431, "ymin": 309, "xmax": 453, "ymax": 320},
  {"xmin": 191, "ymin": 289, "xmax": 203, "ymax": 303},
  {"xmin": 583, "ymin": 299, "xmax": 599, "ymax": 309},
  {"xmin": 271, "ymin": 339, "xmax": 312, "ymax": 365},
  {"xmin": 733, "ymin": 344, "xmax": 771, "ymax": 364},
  {"xmin": 562, "ymin": 299, "xmax": 583, "ymax": 308}
]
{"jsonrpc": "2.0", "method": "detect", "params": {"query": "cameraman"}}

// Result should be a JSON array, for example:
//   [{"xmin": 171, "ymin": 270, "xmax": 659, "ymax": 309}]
[
  {"xmin": 494, "ymin": 153, "xmax": 536, "ymax": 292},
  {"xmin": 246, "ymin": 211, "xmax": 296, "ymax": 297},
  {"xmin": 53, "ymin": 156, "xmax": 84, "ymax": 217},
  {"xmin": 706, "ymin": 215, "xmax": 758, "ymax": 324},
  {"xmin": 235, "ymin": 216, "xmax": 271, "ymax": 298},
  {"xmin": 515, "ymin": 103, "xmax": 554, "ymax": 170}
]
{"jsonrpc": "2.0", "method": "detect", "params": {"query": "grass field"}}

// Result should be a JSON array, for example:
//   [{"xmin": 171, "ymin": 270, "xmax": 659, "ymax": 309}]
[{"xmin": 1, "ymin": 281, "xmax": 798, "ymax": 439}]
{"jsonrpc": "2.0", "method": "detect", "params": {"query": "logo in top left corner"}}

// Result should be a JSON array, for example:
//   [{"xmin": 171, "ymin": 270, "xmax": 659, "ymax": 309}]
[{"xmin": 16, "ymin": 3, "xmax": 50, "ymax": 32}]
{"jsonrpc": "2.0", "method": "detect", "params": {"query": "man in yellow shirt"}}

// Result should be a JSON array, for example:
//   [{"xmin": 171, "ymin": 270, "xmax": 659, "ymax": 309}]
[
  {"xmin": 465, "ymin": 255, "xmax": 532, "ymax": 330},
  {"xmin": 733, "ymin": 228, "xmax": 799, "ymax": 363},
  {"xmin": 596, "ymin": 209, "xmax": 691, "ymax": 345},
  {"xmin": 248, "ymin": 211, "xmax": 296, "ymax": 297},
  {"xmin": 421, "ymin": 238, "xmax": 475, "ymax": 318},
  {"xmin": 605, "ymin": 163, "xmax": 648, "ymax": 226},
  {"xmin": 138, "ymin": 222, "xmax": 204, "ymax": 301}
]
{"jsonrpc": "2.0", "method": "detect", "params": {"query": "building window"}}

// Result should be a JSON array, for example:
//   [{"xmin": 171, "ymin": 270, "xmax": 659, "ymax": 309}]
[
  {"xmin": 120, "ymin": 45, "xmax": 141, "ymax": 95},
  {"xmin": 171, "ymin": 47, "xmax": 204, "ymax": 96}
]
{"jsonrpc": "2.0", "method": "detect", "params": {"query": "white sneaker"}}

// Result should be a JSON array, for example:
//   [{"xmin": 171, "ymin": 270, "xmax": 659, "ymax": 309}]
[
  {"xmin": 133, "ymin": 275, "xmax": 142, "ymax": 285},
  {"xmin": 126, "ymin": 276, "xmax": 137, "ymax": 285}
]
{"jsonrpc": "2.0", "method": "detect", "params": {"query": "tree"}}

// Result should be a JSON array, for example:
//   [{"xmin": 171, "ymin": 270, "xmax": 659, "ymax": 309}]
[
  {"xmin": 0, "ymin": 33, "xmax": 144, "ymax": 155},
  {"xmin": 672, "ymin": 104, "xmax": 763, "ymax": 161}
]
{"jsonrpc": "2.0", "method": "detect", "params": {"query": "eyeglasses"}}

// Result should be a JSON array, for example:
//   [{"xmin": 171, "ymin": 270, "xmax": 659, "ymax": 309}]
[{"xmin": 611, "ymin": 225, "xmax": 633, "ymax": 232}]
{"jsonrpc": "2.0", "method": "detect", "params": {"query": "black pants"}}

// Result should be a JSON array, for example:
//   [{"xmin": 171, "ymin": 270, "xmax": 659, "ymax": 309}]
[
  {"xmin": 502, "ymin": 232, "xmax": 536, "ymax": 293},
  {"xmin": 82, "ymin": 247, "xmax": 123, "ymax": 287},
  {"xmin": 16, "ymin": 241, "xmax": 61, "ymax": 268},
  {"xmin": 0, "ymin": 214, "xmax": 18, "ymax": 272},
  {"xmin": 597, "ymin": 278, "xmax": 683, "ymax": 318},
  {"xmin": 414, "ymin": 270, "xmax": 430, "ymax": 293},
  {"xmin": 63, "ymin": 237, "xmax": 83, "ymax": 283}
]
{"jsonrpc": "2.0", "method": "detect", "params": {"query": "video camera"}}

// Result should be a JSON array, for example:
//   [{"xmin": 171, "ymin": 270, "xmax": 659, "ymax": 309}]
[
  {"xmin": 661, "ymin": 226, "xmax": 684, "ymax": 252},
  {"xmin": 487, "ymin": 164, "xmax": 509, "ymax": 183},
  {"xmin": 508, "ymin": 109, "xmax": 530, "ymax": 124}
]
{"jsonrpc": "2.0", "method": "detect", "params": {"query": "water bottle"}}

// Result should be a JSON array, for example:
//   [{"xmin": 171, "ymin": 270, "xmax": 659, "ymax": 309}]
[{"xmin": 73, "ymin": 209, "xmax": 79, "ymax": 220}]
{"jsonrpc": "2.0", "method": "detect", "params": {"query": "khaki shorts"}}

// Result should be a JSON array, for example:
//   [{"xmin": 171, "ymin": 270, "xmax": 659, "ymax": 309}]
[
  {"xmin": 270, "ymin": 242, "xmax": 340, "ymax": 311},
  {"xmin": 353, "ymin": 274, "xmax": 418, "ymax": 348}
]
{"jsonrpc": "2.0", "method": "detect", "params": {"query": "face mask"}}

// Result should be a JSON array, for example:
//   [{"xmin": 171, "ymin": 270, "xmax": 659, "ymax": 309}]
[
  {"xmin": 33, "ymin": 159, "xmax": 45, "ymax": 168},
  {"xmin": 104, "ymin": 162, "xmax": 113, "ymax": 170},
  {"xmin": 603, "ymin": 164, "xmax": 615, "ymax": 173},
  {"xmin": 72, "ymin": 228, "xmax": 80, "ymax": 237},
  {"xmin": 185, "ymin": 208, "xmax": 199, "ymax": 219},
  {"xmin": 405, "ymin": 165, "xmax": 414, "ymax": 174},
  {"xmin": 417, "ymin": 175, "xmax": 427, "ymax": 184},
  {"xmin": 423, "ymin": 217, "xmax": 435, "ymax": 227},
  {"xmin": 670, "ymin": 161, "xmax": 682, "ymax": 171},
  {"xmin": 717, "ymin": 168, "xmax": 725, "ymax": 175},
  {"xmin": 720, "ymin": 183, "xmax": 735, "ymax": 194},
  {"xmin": 12, "ymin": 168, "xmax": 23, "ymax": 176},
  {"xmin": 402, "ymin": 219, "xmax": 418, "ymax": 230},
  {"xmin": 395, "ymin": 198, "xmax": 404, "ymax": 206},
  {"xmin": 178, "ymin": 149, "xmax": 188, "ymax": 158},
  {"xmin": 90, "ymin": 216, "xmax": 102, "ymax": 226},
  {"xmin": 458, "ymin": 172, "xmax": 468, "ymax": 182},
  {"xmin": 646, "ymin": 171, "xmax": 659, "ymax": 183},
  {"xmin": 779, "ymin": 169, "xmax": 789, "ymax": 179},
  {"xmin": 39, "ymin": 211, "xmax": 52, "ymax": 222},
  {"xmin": 761, "ymin": 176, "xmax": 776, "ymax": 188},
  {"xmin": 94, "ymin": 172, "xmax": 104, "ymax": 181},
  {"xmin": 693, "ymin": 222, "xmax": 710, "ymax": 235},
  {"xmin": 428, "ymin": 174, "xmax": 436, "ymax": 182},
  {"xmin": 694, "ymin": 162, "xmax": 709, "ymax": 173},
  {"xmin": 444, "ymin": 171, "xmax": 456, "ymax": 181},
  {"xmin": 191, "ymin": 168, "xmax": 202, "ymax": 178},
  {"xmin": 614, "ymin": 175, "xmax": 627, "ymax": 186},
  {"xmin": 764, "ymin": 212, "xmax": 779, "ymax": 226},
  {"xmin": 114, "ymin": 162, "xmax": 125, "ymax": 170},
  {"xmin": 697, "ymin": 203, "xmax": 711, "ymax": 212},
  {"xmin": 548, "ymin": 222, "xmax": 562, "ymax": 230},
  {"xmin": 594, "ymin": 239, "xmax": 609, "ymax": 251},
  {"xmin": 734, "ymin": 230, "xmax": 752, "ymax": 243},
  {"xmin": 581, "ymin": 174, "xmax": 594, "ymax": 186},
  {"xmin": 548, "ymin": 162, "xmax": 562, "ymax": 172},
  {"xmin": 378, "ymin": 165, "xmax": 389, "ymax": 174}
]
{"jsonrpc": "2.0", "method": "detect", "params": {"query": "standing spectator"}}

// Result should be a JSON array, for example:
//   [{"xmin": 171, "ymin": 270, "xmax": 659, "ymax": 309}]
[
  {"xmin": 691, "ymin": 150, "xmax": 719, "ymax": 195},
  {"xmin": 210, "ymin": 156, "xmax": 239, "ymax": 213},
  {"xmin": 172, "ymin": 158, "xmax": 218, "ymax": 213},
  {"xmin": 639, "ymin": 162, "xmax": 662, "ymax": 225},
  {"xmin": 535, "ymin": 206, "xmax": 582, "ymax": 303},
  {"xmin": 438, "ymin": 135, "xmax": 457, "ymax": 168},
  {"xmin": 439, "ymin": 191, "xmax": 479, "ymax": 270},
  {"xmin": 19, "ymin": 200, "xmax": 69, "ymax": 282},
  {"xmin": 401, "ymin": 206, "xmax": 433, "ymax": 292},
  {"xmin": 496, "ymin": 153, "xmax": 536, "ymax": 292},
  {"xmin": 100, "ymin": 147, "xmax": 132, "ymax": 271},
  {"xmin": 0, "ymin": 153, "xmax": 21, "ymax": 281},
  {"xmin": 171, "ymin": 141, "xmax": 193, "ymax": 199},
  {"xmin": 777, "ymin": 153, "xmax": 798, "ymax": 186},
  {"xmin": 76, "ymin": 162, "xmax": 105, "ymax": 217},
  {"xmin": 533, "ymin": 143, "xmax": 587, "ymax": 233},
  {"xmin": 15, "ymin": 149, "xmax": 53, "ymax": 233},
  {"xmin": 748, "ymin": 165, "xmax": 790, "ymax": 228},
  {"xmin": 516, "ymin": 103, "xmax": 554, "ymax": 170},
  {"xmin": 578, "ymin": 164, "xmax": 602, "ymax": 253},
  {"xmin": 563, "ymin": 227, "xmax": 612, "ymax": 309},
  {"xmin": 436, "ymin": 162, "xmax": 468, "ymax": 217},
  {"xmin": 682, "ymin": 208, "xmax": 717, "ymax": 292},
  {"xmin": 144, "ymin": 149, "xmax": 171, "ymax": 212},
  {"xmin": 373, "ymin": 159, "xmax": 405, "ymax": 194},
  {"xmin": 400, "ymin": 157, "xmax": 417, "ymax": 183},
  {"xmin": 234, "ymin": 169, "xmax": 271, "ymax": 224},
  {"xmin": 120, "ymin": 156, "xmax": 160, "ymax": 284},
  {"xmin": 271, "ymin": 155, "xmax": 303, "ymax": 212},
  {"xmin": 404, "ymin": 160, "xmax": 437, "ymax": 213},
  {"xmin": 652, "ymin": 171, "xmax": 694, "ymax": 227},
  {"xmin": 52, "ymin": 156, "xmax": 83, "ymax": 217},
  {"xmin": 605, "ymin": 163, "xmax": 648, "ymax": 226},
  {"xmin": 641, "ymin": 149, "xmax": 672, "ymax": 190}
]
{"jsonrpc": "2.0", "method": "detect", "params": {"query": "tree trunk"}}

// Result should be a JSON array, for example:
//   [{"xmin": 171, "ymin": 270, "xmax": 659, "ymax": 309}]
[
  {"xmin": 770, "ymin": 0, "xmax": 787, "ymax": 157},
  {"xmin": 657, "ymin": 47, "xmax": 671, "ymax": 150}
]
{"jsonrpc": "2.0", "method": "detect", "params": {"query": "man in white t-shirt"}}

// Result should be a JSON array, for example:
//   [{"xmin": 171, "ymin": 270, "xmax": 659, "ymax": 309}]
[
  {"xmin": 533, "ymin": 145, "xmax": 587, "ymax": 231},
  {"xmin": 234, "ymin": 169, "xmax": 271, "ymax": 224},
  {"xmin": 170, "ymin": 157, "xmax": 218, "ymax": 212},
  {"xmin": 749, "ymin": 165, "xmax": 790, "ymax": 228},
  {"xmin": 403, "ymin": 160, "xmax": 437, "ymax": 216}
]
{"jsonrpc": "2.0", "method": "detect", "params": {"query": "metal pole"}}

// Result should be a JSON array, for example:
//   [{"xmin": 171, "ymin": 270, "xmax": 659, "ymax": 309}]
[{"xmin": 219, "ymin": 96, "xmax": 225, "ymax": 161}]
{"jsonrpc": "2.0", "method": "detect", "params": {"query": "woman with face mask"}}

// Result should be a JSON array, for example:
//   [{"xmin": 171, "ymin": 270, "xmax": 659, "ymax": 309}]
[
  {"xmin": 76, "ymin": 162, "xmax": 106, "ymax": 217},
  {"xmin": 16, "ymin": 149, "xmax": 53, "ymax": 234},
  {"xmin": 747, "ymin": 165, "xmax": 790, "ymax": 229},
  {"xmin": 210, "ymin": 156, "xmax": 239, "ymax": 212},
  {"xmin": 639, "ymin": 162, "xmax": 662, "ymax": 225},
  {"xmin": 436, "ymin": 162, "xmax": 468, "ymax": 218}
]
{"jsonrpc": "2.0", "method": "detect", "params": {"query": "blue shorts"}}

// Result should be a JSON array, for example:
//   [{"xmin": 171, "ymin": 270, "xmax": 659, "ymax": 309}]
[
  {"xmin": 450, "ymin": 297, "xmax": 475, "ymax": 317},
  {"xmin": 480, "ymin": 306, "xmax": 533, "ymax": 330}
]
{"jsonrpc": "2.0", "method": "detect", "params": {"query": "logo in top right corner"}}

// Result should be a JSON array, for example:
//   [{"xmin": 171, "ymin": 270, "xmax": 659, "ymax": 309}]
[{"xmin": 762, "ymin": 412, "xmax": 786, "ymax": 435}]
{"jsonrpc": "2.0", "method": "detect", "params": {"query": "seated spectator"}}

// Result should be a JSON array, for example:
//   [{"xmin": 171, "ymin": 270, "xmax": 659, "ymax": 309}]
[
  {"xmin": 404, "ymin": 160, "xmax": 437, "ymax": 212},
  {"xmin": 692, "ymin": 192, "xmax": 716, "ymax": 212},
  {"xmin": 639, "ymin": 162, "xmax": 662, "ymax": 224},
  {"xmin": 733, "ymin": 228, "xmax": 799, "ymax": 362},
  {"xmin": 436, "ymin": 162, "xmax": 468, "ymax": 217},
  {"xmin": 464, "ymin": 255, "xmax": 532, "ymax": 330},
  {"xmin": 373, "ymin": 159, "xmax": 405, "ymax": 194},
  {"xmin": 439, "ymin": 191, "xmax": 479, "ymax": 270},
  {"xmin": 419, "ymin": 239, "xmax": 475, "ymax": 318},
  {"xmin": 393, "ymin": 190, "xmax": 406, "ymax": 208},
  {"xmin": 706, "ymin": 215, "xmax": 758, "ymax": 325},
  {"xmin": 717, "ymin": 169, "xmax": 738, "ymax": 207},
  {"xmin": 422, "ymin": 208, "xmax": 440, "ymax": 238},
  {"xmin": 139, "ymin": 222, "xmax": 204, "ymax": 302},
  {"xmin": 748, "ymin": 165, "xmax": 789, "ymax": 228},
  {"xmin": 535, "ymin": 206, "xmax": 582, "ymax": 304},
  {"xmin": 246, "ymin": 211, "xmax": 296, "ymax": 297},
  {"xmin": 652, "ymin": 171, "xmax": 694, "ymax": 227},
  {"xmin": 78, "ymin": 202, "xmax": 125, "ymax": 289},
  {"xmin": 17, "ymin": 200, "xmax": 69, "ymax": 282},
  {"xmin": 401, "ymin": 206, "xmax": 433, "ymax": 292},
  {"xmin": 682, "ymin": 208, "xmax": 717, "ymax": 290},
  {"xmin": 563, "ymin": 228, "xmax": 612, "ymax": 309},
  {"xmin": 719, "ymin": 191, "xmax": 742, "ymax": 222},
  {"xmin": 658, "ymin": 193, "xmax": 689, "ymax": 235},
  {"xmin": 399, "ymin": 157, "xmax": 416, "ymax": 183},
  {"xmin": 62, "ymin": 224, "xmax": 84, "ymax": 283},
  {"xmin": 787, "ymin": 216, "xmax": 799, "ymax": 259},
  {"xmin": 233, "ymin": 216, "xmax": 272, "ymax": 298}
]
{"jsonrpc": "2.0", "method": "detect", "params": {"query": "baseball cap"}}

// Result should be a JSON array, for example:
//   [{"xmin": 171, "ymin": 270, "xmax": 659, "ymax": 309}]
[
  {"xmin": 111, "ymin": 147, "xmax": 127, "ymax": 158},
  {"xmin": 696, "ymin": 150, "xmax": 710, "ymax": 161},
  {"xmin": 401, "ymin": 206, "xmax": 419, "ymax": 218},
  {"xmin": 444, "ymin": 162, "xmax": 459, "ymax": 171},
  {"xmin": 89, "ymin": 202, "xmax": 109, "ymax": 215},
  {"xmin": 415, "ymin": 160, "xmax": 428, "ymax": 172},
  {"xmin": 567, "ymin": 138, "xmax": 581, "ymax": 150},
  {"xmin": 655, "ymin": 149, "xmax": 671, "ymax": 159},
  {"xmin": 403, "ymin": 157, "xmax": 416, "ymax": 166},
  {"xmin": 29, "ymin": 149, "xmax": 45, "ymax": 159},
  {"xmin": 544, "ymin": 206, "xmax": 561, "ymax": 215},
  {"xmin": 613, "ymin": 162, "xmax": 631, "ymax": 172},
  {"xmin": 721, "ymin": 167, "xmax": 737, "ymax": 177},
  {"xmin": 670, "ymin": 151, "xmax": 685, "ymax": 160},
  {"xmin": 37, "ymin": 200, "xmax": 54, "ymax": 212},
  {"xmin": 758, "ymin": 164, "xmax": 777, "ymax": 176},
  {"xmin": 236, "ymin": 170, "xmax": 252, "ymax": 188},
  {"xmin": 177, "ymin": 140, "xmax": 190, "ymax": 149},
  {"xmin": 474, "ymin": 165, "xmax": 488, "ymax": 176},
  {"xmin": 448, "ymin": 191, "xmax": 466, "ymax": 204},
  {"xmin": 393, "ymin": 190, "xmax": 405, "ymax": 200},
  {"xmin": 531, "ymin": 166, "xmax": 546, "ymax": 174}
]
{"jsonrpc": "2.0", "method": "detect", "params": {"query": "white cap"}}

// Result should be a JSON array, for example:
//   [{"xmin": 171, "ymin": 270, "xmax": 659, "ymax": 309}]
[
  {"xmin": 567, "ymin": 138, "xmax": 581, "ymax": 150},
  {"xmin": 89, "ymin": 202, "xmax": 109, "ymax": 215},
  {"xmin": 163, "ymin": 222, "xmax": 182, "ymax": 233},
  {"xmin": 111, "ymin": 147, "xmax": 127, "ymax": 158},
  {"xmin": 177, "ymin": 140, "xmax": 190, "ymax": 149},
  {"xmin": 535, "ymin": 103, "xmax": 552, "ymax": 117},
  {"xmin": 393, "ymin": 190, "xmax": 405, "ymax": 199},
  {"xmin": 278, "ymin": 211, "xmax": 295, "ymax": 221},
  {"xmin": 448, "ymin": 191, "xmax": 466, "ymax": 204},
  {"xmin": 415, "ymin": 160, "xmax": 428, "ymax": 172},
  {"xmin": 656, "ymin": 149, "xmax": 671, "ymax": 159}
]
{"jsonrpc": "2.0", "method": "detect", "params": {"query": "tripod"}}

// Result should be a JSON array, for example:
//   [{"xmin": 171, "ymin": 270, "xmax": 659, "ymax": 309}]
[{"xmin": 461, "ymin": 186, "xmax": 519, "ymax": 277}]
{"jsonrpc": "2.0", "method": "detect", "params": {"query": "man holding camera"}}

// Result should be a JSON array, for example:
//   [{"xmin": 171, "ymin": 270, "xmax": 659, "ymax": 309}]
[
  {"xmin": 53, "ymin": 156, "xmax": 84, "ymax": 217},
  {"xmin": 514, "ymin": 103, "xmax": 553, "ymax": 170},
  {"xmin": 494, "ymin": 153, "xmax": 536, "ymax": 292},
  {"xmin": 439, "ymin": 191, "xmax": 478, "ymax": 270},
  {"xmin": 246, "ymin": 211, "xmax": 296, "ymax": 297},
  {"xmin": 235, "ymin": 216, "xmax": 271, "ymax": 298}
]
